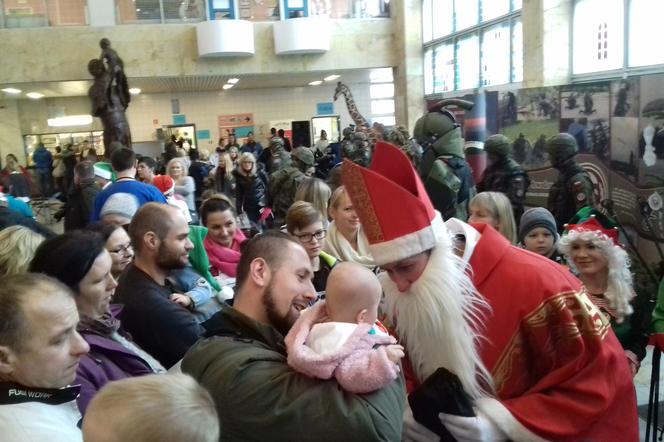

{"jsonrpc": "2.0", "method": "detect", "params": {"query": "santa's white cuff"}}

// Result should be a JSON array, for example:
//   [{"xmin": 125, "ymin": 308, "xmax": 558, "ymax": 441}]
[{"xmin": 475, "ymin": 397, "xmax": 551, "ymax": 442}]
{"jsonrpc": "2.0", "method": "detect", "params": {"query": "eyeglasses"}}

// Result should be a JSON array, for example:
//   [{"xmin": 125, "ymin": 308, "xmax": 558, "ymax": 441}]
[
  {"xmin": 294, "ymin": 229, "xmax": 327, "ymax": 243},
  {"xmin": 109, "ymin": 243, "xmax": 133, "ymax": 255}
]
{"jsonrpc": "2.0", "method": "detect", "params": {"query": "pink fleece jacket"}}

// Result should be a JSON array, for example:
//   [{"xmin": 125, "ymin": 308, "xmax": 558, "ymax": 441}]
[{"xmin": 285, "ymin": 301, "xmax": 400, "ymax": 394}]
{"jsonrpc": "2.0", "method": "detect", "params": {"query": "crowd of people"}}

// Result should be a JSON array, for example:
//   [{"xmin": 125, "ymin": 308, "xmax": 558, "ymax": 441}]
[{"xmin": 0, "ymin": 121, "xmax": 659, "ymax": 442}]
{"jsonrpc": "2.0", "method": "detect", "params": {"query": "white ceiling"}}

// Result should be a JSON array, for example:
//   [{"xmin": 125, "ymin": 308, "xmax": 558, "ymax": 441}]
[{"xmin": 0, "ymin": 68, "xmax": 389, "ymax": 99}]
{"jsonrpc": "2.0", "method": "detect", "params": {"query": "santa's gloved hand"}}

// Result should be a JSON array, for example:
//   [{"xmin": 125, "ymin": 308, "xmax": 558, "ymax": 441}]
[
  {"xmin": 402, "ymin": 406, "xmax": 440, "ymax": 442},
  {"xmin": 438, "ymin": 410, "xmax": 506, "ymax": 442}
]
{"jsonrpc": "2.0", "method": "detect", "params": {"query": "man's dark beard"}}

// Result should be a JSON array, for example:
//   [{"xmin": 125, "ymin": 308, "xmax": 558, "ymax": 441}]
[
  {"xmin": 156, "ymin": 241, "xmax": 187, "ymax": 270},
  {"xmin": 262, "ymin": 283, "xmax": 295, "ymax": 336}
]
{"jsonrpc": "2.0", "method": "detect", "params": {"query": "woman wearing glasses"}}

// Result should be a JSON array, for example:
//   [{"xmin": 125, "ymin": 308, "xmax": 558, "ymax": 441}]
[
  {"xmin": 286, "ymin": 201, "xmax": 337, "ymax": 292},
  {"xmin": 91, "ymin": 222, "xmax": 134, "ymax": 280}
]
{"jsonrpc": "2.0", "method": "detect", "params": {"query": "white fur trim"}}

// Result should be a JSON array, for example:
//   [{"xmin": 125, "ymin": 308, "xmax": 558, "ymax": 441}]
[
  {"xmin": 368, "ymin": 212, "xmax": 446, "ymax": 266},
  {"xmin": 444, "ymin": 218, "xmax": 481, "ymax": 263},
  {"xmin": 475, "ymin": 398, "xmax": 550, "ymax": 442}
]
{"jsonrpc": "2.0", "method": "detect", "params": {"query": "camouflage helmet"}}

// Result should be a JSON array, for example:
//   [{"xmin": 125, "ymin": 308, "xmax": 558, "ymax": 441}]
[
  {"xmin": 270, "ymin": 137, "xmax": 285, "ymax": 148},
  {"xmin": 546, "ymin": 133, "xmax": 578, "ymax": 165},
  {"xmin": 342, "ymin": 126, "xmax": 355, "ymax": 138},
  {"xmin": 413, "ymin": 99, "xmax": 473, "ymax": 159},
  {"xmin": 352, "ymin": 131, "xmax": 368, "ymax": 143},
  {"xmin": 291, "ymin": 147, "xmax": 315, "ymax": 166},
  {"xmin": 413, "ymin": 112, "xmax": 457, "ymax": 146},
  {"xmin": 484, "ymin": 134, "xmax": 512, "ymax": 157}
]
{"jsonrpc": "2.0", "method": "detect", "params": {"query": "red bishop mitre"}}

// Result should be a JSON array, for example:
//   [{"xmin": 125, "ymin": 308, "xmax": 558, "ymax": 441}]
[{"xmin": 342, "ymin": 141, "xmax": 446, "ymax": 266}]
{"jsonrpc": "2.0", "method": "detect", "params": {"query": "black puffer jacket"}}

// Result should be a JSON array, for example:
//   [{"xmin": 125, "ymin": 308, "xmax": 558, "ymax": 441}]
[{"xmin": 233, "ymin": 169, "xmax": 268, "ymax": 223}]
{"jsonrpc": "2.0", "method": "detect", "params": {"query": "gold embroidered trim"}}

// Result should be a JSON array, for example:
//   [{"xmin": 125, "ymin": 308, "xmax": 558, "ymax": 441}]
[
  {"xmin": 343, "ymin": 163, "xmax": 384, "ymax": 242},
  {"xmin": 491, "ymin": 290, "xmax": 610, "ymax": 394}
]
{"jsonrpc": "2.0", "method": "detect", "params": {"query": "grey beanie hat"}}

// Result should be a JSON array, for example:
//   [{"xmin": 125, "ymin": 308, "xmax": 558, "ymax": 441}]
[
  {"xmin": 100, "ymin": 192, "xmax": 140, "ymax": 221},
  {"xmin": 518, "ymin": 207, "xmax": 559, "ymax": 243}
]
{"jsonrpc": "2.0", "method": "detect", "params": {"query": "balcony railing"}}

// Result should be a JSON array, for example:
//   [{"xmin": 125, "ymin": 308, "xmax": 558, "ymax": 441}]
[{"xmin": 0, "ymin": 0, "xmax": 389, "ymax": 29}]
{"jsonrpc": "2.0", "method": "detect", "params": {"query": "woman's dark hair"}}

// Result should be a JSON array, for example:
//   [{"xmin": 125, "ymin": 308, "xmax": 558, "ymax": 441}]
[
  {"xmin": 29, "ymin": 230, "xmax": 106, "ymax": 293},
  {"xmin": 138, "ymin": 156, "xmax": 157, "ymax": 172},
  {"xmin": 199, "ymin": 194, "xmax": 235, "ymax": 227},
  {"xmin": 87, "ymin": 222, "xmax": 122, "ymax": 243}
]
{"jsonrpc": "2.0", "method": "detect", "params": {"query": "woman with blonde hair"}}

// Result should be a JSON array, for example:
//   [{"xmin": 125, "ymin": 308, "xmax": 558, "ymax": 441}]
[
  {"xmin": 558, "ymin": 208, "xmax": 648, "ymax": 376},
  {"xmin": 323, "ymin": 186, "xmax": 375, "ymax": 269},
  {"xmin": 468, "ymin": 191, "xmax": 518, "ymax": 244},
  {"xmin": 295, "ymin": 177, "xmax": 331, "ymax": 225},
  {"xmin": 0, "ymin": 225, "xmax": 45, "ymax": 276},
  {"xmin": 214, "ymin": 152, "xmax": 237, "ymax": 199},
  {"xmin": 167, "ymin": 158, "xmax": 197, "ymax": 222},
  {"xmin": 233, "ymin": 152, "xmax": 267, "ymax": 224}
]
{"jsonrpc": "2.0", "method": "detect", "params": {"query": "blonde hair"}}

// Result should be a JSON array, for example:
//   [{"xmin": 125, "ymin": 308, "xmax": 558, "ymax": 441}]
[
  {"xmin": 295, "ymin": 178, "xmax": 331, "ymax": 222},
  {"xmin": 469, "ymin": 192, "xmax": 517, "ymax": 244},
  {"xmin": 558, "ymin": 230, "xmax": 633, "ymax": 323},
  {"xmin": 0, "ymin": 226, "xmax": 45, "ymax": 276},
  {"xmin": 328, "ymin": 185, "xmax": 348, "ymax": 213},
  {"xmin": 238, "ymin": 152, "xmax": 257, "ymax": 177},
  {"xmin": 166, "ymin": 158, "xmax": 188, "ymax": 177},
  {"xmin": 83, "ymin": 374, "xmax": 219, "ymax": 442},
  {"xmin": 220, "ymin": 152, "xmax": 234, "ymax": 180}
]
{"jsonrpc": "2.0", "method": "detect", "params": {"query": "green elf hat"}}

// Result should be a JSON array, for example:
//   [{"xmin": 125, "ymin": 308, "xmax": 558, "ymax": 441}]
[
  {"xmin": 563, "ymin": 207, "xmax": 620, "ymax": 245},
  {"xmin": 93, "ymin": 162, "xmax": 116, "ymax": 182}
]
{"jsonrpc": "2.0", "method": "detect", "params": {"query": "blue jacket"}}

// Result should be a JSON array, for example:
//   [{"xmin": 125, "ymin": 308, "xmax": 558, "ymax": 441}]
[
  {"xmin": 91, "ymin": 180, "xmax": 166, "ymax": 222},
  {"xmin": 32, "ymin": 147, "xmax": 53, "ymax": 170}
]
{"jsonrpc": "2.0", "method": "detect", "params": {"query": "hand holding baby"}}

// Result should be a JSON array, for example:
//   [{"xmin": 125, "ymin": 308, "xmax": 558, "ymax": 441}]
[{"xmin": 386, "ymin": 344, "xmax": 405, "ymax": 364}]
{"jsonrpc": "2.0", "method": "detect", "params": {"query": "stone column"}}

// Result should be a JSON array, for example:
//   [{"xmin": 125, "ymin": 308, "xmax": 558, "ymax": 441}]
[
  {"xmin": 393, "ymin": 0, "xmax": 425, "ymax": 133},
  {"xmin": 523, "ymin": 0, "xmax": 572, "ymax": 88},
  {"xmin": 0, "ymin": 100, "xmax": 27, "ymax": 165}
]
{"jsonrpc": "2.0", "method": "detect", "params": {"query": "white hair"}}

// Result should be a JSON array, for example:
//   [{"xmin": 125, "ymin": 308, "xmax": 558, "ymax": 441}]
[
  {"xmin": 381, "ymin": 232, "xmax": 494, "ymax": 399},
  {"xmin": 558, "ymin": 230, "xmax": 633, "ymax": 323}
]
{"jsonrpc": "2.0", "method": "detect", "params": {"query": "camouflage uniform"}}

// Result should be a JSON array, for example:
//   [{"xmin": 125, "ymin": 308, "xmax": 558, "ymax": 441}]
[
  {"xmin": 269, "ymin": 147, "xmax": 315, "ymax": 225},
  {"xmin": 270, "ymin": 137, "xmax": 290, "ymax": 172},
  {"xmin": 414, "ymin": 100, "xmax": 476, "ymax": 221},
  {"xmin": 341, "ymin": 130, "xmax": 372, "ymax": 167},
  {"xmin": 384, "ymin": 126, "xmax": 422, "ymax": 167},
  {"xmin": 477, "ymin": 134, "xmax": 530, "ymax": 222},
  {"xmin": 546, "ymin": 133, "xmax": 596, "ymax": 231}
]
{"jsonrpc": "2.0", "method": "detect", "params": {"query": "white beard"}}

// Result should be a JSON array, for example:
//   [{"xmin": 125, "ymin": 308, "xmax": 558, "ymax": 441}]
[{"xmin": 381, "ymin": 237, "xmax": 493, "ymax": 399}]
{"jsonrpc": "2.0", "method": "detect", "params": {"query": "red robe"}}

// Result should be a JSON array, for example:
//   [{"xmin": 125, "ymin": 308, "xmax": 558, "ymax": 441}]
[{"xmin": 469, "ymin": 223, "xmax": 638, "ymax": 441}]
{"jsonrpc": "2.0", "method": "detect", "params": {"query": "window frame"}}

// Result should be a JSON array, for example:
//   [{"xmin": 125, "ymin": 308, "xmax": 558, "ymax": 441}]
[
  {"xmin": 571, "ymin": 0, "xmax": 664, "ymax": 82},
  {"xmin": 422, "ymin": 0, "xmax": 522, "ymax": 97}
]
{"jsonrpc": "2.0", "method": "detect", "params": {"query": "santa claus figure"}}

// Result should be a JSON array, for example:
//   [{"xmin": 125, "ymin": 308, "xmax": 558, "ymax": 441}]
[{"xmin": 342, "ymin": 141, "xmax": 638, "ymax": 442}]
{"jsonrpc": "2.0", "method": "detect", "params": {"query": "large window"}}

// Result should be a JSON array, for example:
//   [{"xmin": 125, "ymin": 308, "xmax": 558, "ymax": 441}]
[
  {"xmin": 116, "ymin": 0, "xmax": 205, "ymax": 24},
  {"xmin": 422, "ymin": 0, "xmax": 522, "ymax": 94},
  {"xmin": 573, "ymin": 0, "xmax": 664, "ymax": 76},
  {"xmin": 0, "ymin": 0, "xmax": 88, "ymax": 28},
  {"xmin": 370, "ymin": 68, "xmax": 396, "ymax": 127}
]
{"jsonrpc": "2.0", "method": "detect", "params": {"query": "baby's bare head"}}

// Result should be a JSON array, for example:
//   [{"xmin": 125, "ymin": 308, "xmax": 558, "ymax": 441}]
[{"xmin": 325, "ymin": 262, "xmax": 382, "ymax": 324}]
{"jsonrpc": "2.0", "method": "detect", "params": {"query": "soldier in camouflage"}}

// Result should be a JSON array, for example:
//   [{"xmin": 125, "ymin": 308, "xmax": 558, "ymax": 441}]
[
  {"xmin": 546, "ymin": 133, "xmax": 596, "ymax": 231},
  {"xmin": 384, "ymin": 125, "xmax": 422, "ymax": 167},
  {"xmin": 477, "ymin": 134, "xmax": 530, "ymax": 223},
  {"xmin": 413, "ymin": 99, "xmax": 476, "ymax": 221},
  {"xmin": 270, "ymin": 136, "xmax": 290, "ymax": 172},
  {"xmin": 340, "ymin": 129, "xmax": 372, "ymax": 167},
  {"xmin": 269, "ymin": 147, "xmax": 315, "ymax": 226}
]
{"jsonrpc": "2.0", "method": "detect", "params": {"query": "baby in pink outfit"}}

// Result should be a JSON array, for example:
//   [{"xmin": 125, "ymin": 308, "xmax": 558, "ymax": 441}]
[{"xmin": 285, "ymin": 262, "xmax": 404, "ymax": 394}]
